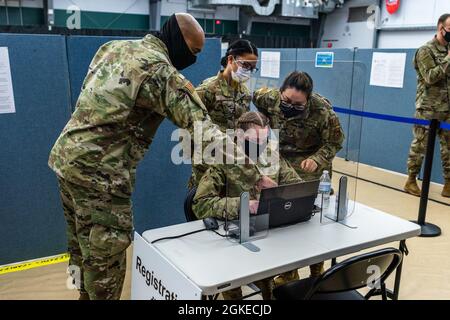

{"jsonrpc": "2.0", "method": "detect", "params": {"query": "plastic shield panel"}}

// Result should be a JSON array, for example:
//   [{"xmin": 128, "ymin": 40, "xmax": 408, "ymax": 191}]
[{"xmin": 222, "ymin": 55, "xmax": 366, "ymax": 241}]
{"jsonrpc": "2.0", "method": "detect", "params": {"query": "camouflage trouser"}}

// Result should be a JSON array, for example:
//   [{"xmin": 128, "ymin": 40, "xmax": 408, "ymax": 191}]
[
  {"xmin": 221, "ymin": 270, "xmax": 299, "ymax": 300},
  {"xmin": 407, "ymin": 124, "xmax": 450, "ymax": 180},
  {"xmin": 57, "ymin": 177, "xmax": 132, "ymax": 300}
]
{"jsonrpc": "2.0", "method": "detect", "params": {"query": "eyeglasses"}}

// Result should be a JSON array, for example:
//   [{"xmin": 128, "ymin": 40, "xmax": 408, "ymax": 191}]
[
  {"xmin": 280, "ymin": 98, "xmax": 307, "ymax": 111},
  {"xmin": 234, "ymin": 58, "xmax": 259, "ymax": 73}
]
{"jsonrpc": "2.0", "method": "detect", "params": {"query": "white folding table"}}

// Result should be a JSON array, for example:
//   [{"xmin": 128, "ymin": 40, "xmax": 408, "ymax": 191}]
[{"xmin": 131, "ymin": 201, "xmax": 421, "ymax": 300}]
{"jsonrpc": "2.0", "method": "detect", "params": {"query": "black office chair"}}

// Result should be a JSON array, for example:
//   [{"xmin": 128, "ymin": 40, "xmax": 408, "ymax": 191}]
[
  {"xmin": 184, "ymin": 187, "xmax": 198, "ymax": 222},
  {"xmin": 273, "ymin": 248, "xmax": 403, "ymax": 300}
]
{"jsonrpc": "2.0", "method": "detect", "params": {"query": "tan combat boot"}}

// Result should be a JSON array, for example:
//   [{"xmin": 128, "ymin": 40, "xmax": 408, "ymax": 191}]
[
  {"xmin": 404, "ymin": 175, "xmax": 421, "ymax": 196},
  {"xmin": 442, "ymin": 180, "xmax": 450, "ymax": 198},
  {"xmin": 79, "ymin": 292, "xmax": 90, "ymax": 300}
]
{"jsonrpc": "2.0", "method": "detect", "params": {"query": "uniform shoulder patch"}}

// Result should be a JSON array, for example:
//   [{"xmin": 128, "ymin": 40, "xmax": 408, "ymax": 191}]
[{"xmin": 185, "ymin": 81, "xmax": 195, "ymax": 94}]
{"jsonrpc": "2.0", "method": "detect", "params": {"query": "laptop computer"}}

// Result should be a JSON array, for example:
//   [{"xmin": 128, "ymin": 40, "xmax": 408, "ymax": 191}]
[
  {"xmin": 257, "ymin": 179, "xmax": 320, "ymax": 229},
  {"xmin": 228, "ymin": 180, "xmax": 320, "ymax": 238}
]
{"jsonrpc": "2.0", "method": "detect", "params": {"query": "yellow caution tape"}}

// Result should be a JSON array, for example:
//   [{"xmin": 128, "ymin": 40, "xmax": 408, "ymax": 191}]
[{"xmin": 0, "ymin": 253, "xmax": 70, "ymax": 275}]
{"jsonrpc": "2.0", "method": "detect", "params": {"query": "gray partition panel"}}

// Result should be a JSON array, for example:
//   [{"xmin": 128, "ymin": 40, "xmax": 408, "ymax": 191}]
[{"xmin": 0, "ymin": 34, "xmax": 72, "ymax": 265}]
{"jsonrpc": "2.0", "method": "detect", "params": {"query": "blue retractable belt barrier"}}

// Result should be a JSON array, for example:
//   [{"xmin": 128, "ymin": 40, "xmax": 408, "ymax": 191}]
[{"xmin": 333, "ymin": 106, "xmax": 450, "ymax": 130}]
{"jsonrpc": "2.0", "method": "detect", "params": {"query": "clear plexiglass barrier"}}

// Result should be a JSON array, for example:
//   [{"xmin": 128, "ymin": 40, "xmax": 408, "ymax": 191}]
[{"xmin": 222, "ymin": 58, "xmax": 367, "ymax": 244}]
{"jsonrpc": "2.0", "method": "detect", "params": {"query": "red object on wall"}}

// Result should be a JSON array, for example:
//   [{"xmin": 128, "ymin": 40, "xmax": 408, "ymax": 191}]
[{"xmin": 386, "ymin": 0, "xmax": 400, "ymax": 15}]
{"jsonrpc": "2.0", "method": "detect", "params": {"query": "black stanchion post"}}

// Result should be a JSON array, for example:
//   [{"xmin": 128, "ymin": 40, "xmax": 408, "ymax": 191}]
[{"xmin": 415, "ymin": 119, "xmax": 442, "ymax": 237}]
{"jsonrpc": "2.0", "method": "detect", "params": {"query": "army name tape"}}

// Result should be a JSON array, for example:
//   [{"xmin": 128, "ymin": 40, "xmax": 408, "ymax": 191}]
[{"xmin": 0, "ymin": 253, "xmax": 70, "ymax": 275}]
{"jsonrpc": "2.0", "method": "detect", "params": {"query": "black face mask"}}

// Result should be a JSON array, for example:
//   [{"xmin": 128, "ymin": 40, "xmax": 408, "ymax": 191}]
[
  {"xmin": 443, "ymin": 28, "xmax": 450, "ymax": 43},
  {"xmin": 156, "ymin": 14, "xmax": 198, "ymax": 70},
  {"xmin": 244, "ymin": 139, "xmax": 268, "ymax": 160},
  {"xmin": 280, "ymin": 101, "xmax": 305, "ymax": 118}
]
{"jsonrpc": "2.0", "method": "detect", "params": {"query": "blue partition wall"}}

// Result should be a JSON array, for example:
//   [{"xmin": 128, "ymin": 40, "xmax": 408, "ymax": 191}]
[
  {"xmin": 1, "ymin": 38, "xmax": 447, "ymax": 265},
  {"xmin": 0, "ymin": 34, "xmax": 72, "ymax": 265},
  {"xmin": 0, "ymin": 35, "xmax": 221, "ymax": 265}
]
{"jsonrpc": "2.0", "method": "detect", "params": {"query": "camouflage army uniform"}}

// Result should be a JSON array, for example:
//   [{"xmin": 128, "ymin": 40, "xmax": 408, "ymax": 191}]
[
  {"xmin": 407, "ymin": 37, "xmax": 450, "ymax": 180},
  {"xmin": 193, "ymin": 143, "xmax": 301, "ymax": 300},
  {"xmin": 48, "ymin": 35, "xmax": 253, "ymax": 299},
  {"xmin": 253, "ymin": 88, "xmax": 344, "ymax": 277},
  {"xmin": 188, "ymin": 71, "xmax": 251, "ymax": 188},
  {"xmin": 253, "ymin": 88, "xmax": 345, "ymax": 181}
]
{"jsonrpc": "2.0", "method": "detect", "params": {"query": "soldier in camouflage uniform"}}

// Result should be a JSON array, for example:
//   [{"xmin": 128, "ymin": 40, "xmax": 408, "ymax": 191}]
[
  {"xmin": 188, "ymin": 40, "xmax": 258, "ymax": 188},
  {"xmin": 48, "ymin": 14, "xmax": 257, "ymax": 300},
  {"xmin": 405, "ymin": 13, "xmax": 450, "ymax": 198},
  {"xmin": 253, "ymin": 71, "xmax": 344, "ymax": 277},
  {"xmin": 253, "ymin": 71, "xmax": 344, "ymax": 182},
  {"xmin": 193, "ymin": 111, "xmax": 302, "ymax": 300}
]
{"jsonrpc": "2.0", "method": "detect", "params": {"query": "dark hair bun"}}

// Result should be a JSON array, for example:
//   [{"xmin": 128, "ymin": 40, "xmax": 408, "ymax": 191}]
[{"xmin": 220, "ymin": 39, "xmax": 258, "ymax": 68}]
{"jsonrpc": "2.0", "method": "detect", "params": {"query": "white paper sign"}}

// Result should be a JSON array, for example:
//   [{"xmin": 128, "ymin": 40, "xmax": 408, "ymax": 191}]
[
  {"xmin": 0, "ymin": 47, "xmax": 16, "ymax": 114},
  {"xmin": 260, "ymin": 51, "xmax": 281, "ymax": 79},
  {"xmin": 370, "ymin": 52, "xmax": 407, "ymax": 88},
  {"xmin": 131, "ymin": 232, "xmax": 202, "ymax": 300}
]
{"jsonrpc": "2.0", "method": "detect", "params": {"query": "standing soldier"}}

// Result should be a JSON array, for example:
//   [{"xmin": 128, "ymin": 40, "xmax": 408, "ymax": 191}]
[
  {"xmin": 49, "ymin": 13, "xmax": 258, "ymax": 300},
  {"xmin": 404, "ymin": 13, "xmax": 450, "ymax": 198},
  {"xmin": 188, "ymin": 39, "xmax": 258, "ymax": 188},
  {"xmin": 253, "ymin": 71, "xmax": 344, "ymax": 277}
]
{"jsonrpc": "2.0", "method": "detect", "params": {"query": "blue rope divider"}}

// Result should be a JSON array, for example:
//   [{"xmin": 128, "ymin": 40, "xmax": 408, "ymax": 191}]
[{"xmin": 333, "ymin": 106, "xmax": 450, "ymax": 130}]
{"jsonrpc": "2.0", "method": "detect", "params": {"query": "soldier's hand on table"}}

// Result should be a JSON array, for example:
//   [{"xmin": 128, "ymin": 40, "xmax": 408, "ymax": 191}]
[
  {"xmin": 249, "ymin": 200, "xmax": 260, "ymax": 215},
  {"xmin": 301, "ymin": 159, "xmax": 318, "ymax": 173},
  {"xmin": 256, "ymin": 175, "xmax": 278, "ymax": 191}
]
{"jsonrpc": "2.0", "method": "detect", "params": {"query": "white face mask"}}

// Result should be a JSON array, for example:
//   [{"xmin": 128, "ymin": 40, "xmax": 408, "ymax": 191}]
[{"xmin": 231, "ymin": 66, "xmax": 252, "ymax": 83}]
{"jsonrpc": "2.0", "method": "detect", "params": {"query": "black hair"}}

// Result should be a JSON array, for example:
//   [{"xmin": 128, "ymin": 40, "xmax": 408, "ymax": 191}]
[
  {"xmin": 220, "ymin": 39, "xmax": 258, "ymax": 68},
  {"xmin": 438, "ymin": 13, "xmax": 450, "ymax": 27},
  {"xmin": 280, "ymin": 71, "xmax": 314, "ymax": 96}
]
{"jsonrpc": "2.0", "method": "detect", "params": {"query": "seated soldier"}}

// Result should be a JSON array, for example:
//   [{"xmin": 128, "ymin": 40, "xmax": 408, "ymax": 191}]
[{"xmin": 192, "ymin": 111, "xmax": 302, "ymax": 300}]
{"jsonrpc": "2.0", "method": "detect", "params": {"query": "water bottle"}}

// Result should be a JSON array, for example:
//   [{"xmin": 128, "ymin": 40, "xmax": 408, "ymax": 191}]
[{"xmin": 318, "ymin": 170, "xmax": 331, "ymax": 209}]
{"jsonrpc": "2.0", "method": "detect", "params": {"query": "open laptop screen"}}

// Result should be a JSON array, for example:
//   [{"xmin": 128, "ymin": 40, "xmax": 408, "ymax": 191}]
[{"xmin": 257, "ymin": 180, "xmax": 320, "ymax": 228}]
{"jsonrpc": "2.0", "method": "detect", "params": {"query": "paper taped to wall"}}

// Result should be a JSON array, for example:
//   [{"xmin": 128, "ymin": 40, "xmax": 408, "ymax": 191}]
[
  {"xmin": 370, "ymin": 52, "xmax": 407, "ymax": 89},
  {"xmin": 260, "ymin": 51, "xmax": 281, "ymax": 79},
  {"xmin": 0, "ymin": 47, "xmax": 16, "ymax": 114}
]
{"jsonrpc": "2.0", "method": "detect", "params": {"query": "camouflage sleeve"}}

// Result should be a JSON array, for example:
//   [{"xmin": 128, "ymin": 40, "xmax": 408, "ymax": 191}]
[
  {"xmin": 192, "ymin": 166, "xmax": 241, "ymax": 220},
  {"xmin": 138, "ymin": 63, "xmax": 209, "ymax": 128},
  {"xmin": 415, "ymin": 46, "xmax": 450, "ymax": 85},
  {"xmin": 139, "ymin": 63, "xmax": 262, "ymax": 182},
  {"xmin": 309, "ymin": 110, "xmax": 345, "ymax": 169},
  {"xmin": 252, "ymin": 87, "xmax": 280, "ymax": 117},
  {"xmin": 195, "ymin": 82, "xmax": 215, "ymax": 112},
  {"xmin": 278, "ymin": 157, "xmax": 303, "ymax": 185}
]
